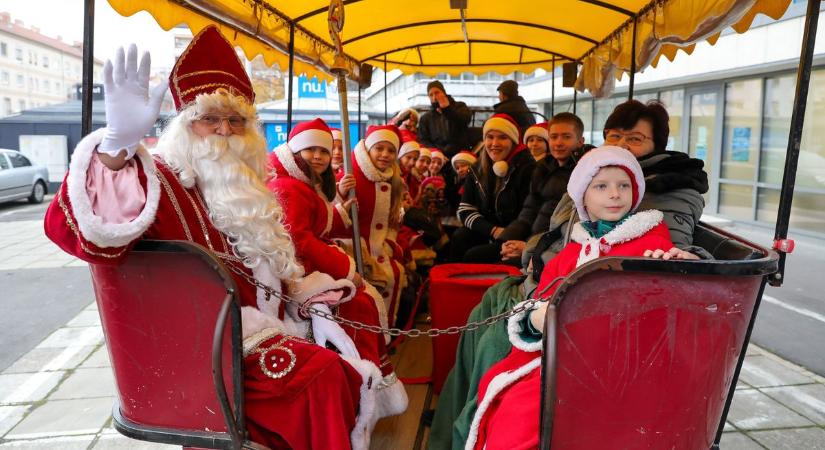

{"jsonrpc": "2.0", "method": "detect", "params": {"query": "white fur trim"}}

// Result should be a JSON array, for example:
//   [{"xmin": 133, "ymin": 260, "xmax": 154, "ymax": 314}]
[
  {"xmin": 340, "ymin": 355, "xmax": 382, "ymax": 450},
  {"xmin": 375, "ymin": 373, "xmax": 409, "ymax": 418},
  {"xmin": 288, "ymin": 270, "xmax": 356, "ymax": 304},
  {"xmin": 334, "ymin": 202, "xmax": 353, "ymax": 228},
  {"xmin": 365, "ymin": 130, "xmax": 399, "ymax": 151},
  {"xmin": 483, "ymin": 116, "xmax": 519, "ymax": 144},
  {"xmin": 66, "ymin": 127, "xmax": 161, "ymax": 248},
  {"xmin": 567, "ymin": 145, "xmax": 646, "ymax": 222},
  {"xmin": 430, "ymin": 149, "xmax": 447, "ymax": 162},
  {"xmin": 331, "ymin": 129, "xmax": 342, "ymax": 141},
  {"xmin": 274, "ymin": 143, "xmax": 311, "ymax": 184},
  {"xmin": 398, "ymin": 140, "xmax": 421, "ymax": 159},
  {"xmin": 322, "ymin": 200, "xmax": 334, "ymax": 235},
  {"xmin": 465, "ymin": 357, "xmax": 542, "ymax": 450},
  {"xmin": 418, "ymin": 147, "xmax": 432, "ymax": 159},
  {"xmin": 570, "ymin": 209, "xmax": 664, "ymax": 267},
  {"xmin": 354, "ymin": 140, "xmax": 393, "ymax": 182},
  {"xmin": 363, "ymin": 282, "xmax": 390, "ymax": 344},
  {"xmin": 289, "ymin": 128, "xmax": 333, "ymax": 152},
  {"xmin": 507, "ymin": 301, "xmax": 544, "ymax": 353},
  {"xmin": 523, "ymin": 124, "xmax": 549, "ymax": 145}
]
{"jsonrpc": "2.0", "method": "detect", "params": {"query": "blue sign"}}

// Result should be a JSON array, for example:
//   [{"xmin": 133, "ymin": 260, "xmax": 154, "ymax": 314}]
[
  {"xmin": 731, "ymin": 127, "xmax": 751, "ymax": 162},
  {"xmin": 298, "ymin": 75, "xmax": 326, "ymax": 98},
  {"xmin": 264, "ymin": 122, "xmax": 362, "ymax": 152}
]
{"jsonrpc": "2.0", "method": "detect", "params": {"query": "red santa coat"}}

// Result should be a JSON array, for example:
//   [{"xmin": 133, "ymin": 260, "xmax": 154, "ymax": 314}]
[
  {"xmin": 267, "ymin": 146, "xmax": 397, "ymax": 378},
  {"xmin": 467, "ymin": 211, "xmax": 673, "ymax": 450},
  {"xmin": 44, "ymin": 128, "xmax": 381, "ymax": 450},
  {"xmin": 343, "ymin": 140, "xmax": 406, "ymax": 325}
]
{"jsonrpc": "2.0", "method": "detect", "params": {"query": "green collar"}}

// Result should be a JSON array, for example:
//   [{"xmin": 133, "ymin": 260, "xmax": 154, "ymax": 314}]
[{"xmin": 582, "ymin": 213, "xmax": 631, "ymax": 239}]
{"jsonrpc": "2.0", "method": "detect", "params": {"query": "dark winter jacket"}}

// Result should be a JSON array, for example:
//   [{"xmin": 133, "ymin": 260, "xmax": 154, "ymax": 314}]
[
  {"xmin": 457, "ymin": 148, "xmax": 536, "ymax": 239},
  {"xmin": 418, "ymin": 95, "xmax": 472, "ymax": 157},
  {"xmin": 637, "ymin": 151, "xmax": 708, "ymax": 247},
  {"xmin": 493, "ymin": 96, "xmax": 535, "ymax": 131},
  {"xmin": 499, "ymin": 157, "xmax": 575, "ymax": 242}
]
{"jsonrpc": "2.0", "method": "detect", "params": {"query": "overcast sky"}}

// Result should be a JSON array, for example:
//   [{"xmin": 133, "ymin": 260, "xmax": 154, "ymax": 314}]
[{"xmin": 3, "ymin": 0, "xmax": 180, "ymax": 71}]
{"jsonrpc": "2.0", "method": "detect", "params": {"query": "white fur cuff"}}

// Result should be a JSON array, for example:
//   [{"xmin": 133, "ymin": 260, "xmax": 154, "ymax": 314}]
[{"xmin": 507, "ymin": 300, "xmax": 544, "ymax": 353}]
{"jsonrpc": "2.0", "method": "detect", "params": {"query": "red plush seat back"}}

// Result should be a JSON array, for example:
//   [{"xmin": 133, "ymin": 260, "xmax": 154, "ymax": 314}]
[
  {"xmin": 429, "ymin": 263, "xmax": 522, "ymax": 393},
  {"xmin": 88, "ymin": 241, "xmax": 238, "ymax": 438},
  {"xmin": 545, "ymin": 267, "xmax": 763, "ymax": 449}
]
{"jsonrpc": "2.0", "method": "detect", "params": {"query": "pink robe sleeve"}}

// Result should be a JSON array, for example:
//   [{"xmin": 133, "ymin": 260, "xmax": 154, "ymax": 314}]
[{"xmin": 85, "ymin": 153, "xmax": 146, "ymax": 224}]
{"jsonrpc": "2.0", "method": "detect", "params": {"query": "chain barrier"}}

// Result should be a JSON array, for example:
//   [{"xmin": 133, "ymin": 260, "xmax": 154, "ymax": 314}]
[{"xmin": 227, "ymin": 264, "xmax": 563, "ymax": 338}]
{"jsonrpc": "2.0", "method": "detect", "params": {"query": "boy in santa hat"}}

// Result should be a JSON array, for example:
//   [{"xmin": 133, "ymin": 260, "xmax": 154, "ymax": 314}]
[{"xmin": 463, "ymin": 146, "xmax": 697, "ymax": 450}]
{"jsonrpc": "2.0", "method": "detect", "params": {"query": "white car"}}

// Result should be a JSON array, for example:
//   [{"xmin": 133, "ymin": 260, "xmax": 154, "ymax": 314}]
[{"xmin": 0, "ymin": 149, "xmax": 49, "ymax": 204}]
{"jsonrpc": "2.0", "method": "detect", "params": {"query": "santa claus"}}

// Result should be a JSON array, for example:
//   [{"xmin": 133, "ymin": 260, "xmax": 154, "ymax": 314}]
[{"xmin": 44, "ymin": 25, "xmax": 388, "ymax": 450}]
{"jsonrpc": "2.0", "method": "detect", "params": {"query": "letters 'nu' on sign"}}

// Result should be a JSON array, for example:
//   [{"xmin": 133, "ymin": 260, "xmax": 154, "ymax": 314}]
[{"xmin": 298, "ymin": 75, "xmax": 326, "ymax": 98}]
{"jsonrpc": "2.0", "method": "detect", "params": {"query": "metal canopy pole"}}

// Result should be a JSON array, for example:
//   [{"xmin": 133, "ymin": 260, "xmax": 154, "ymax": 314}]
[
  {"xmin": 81, "ymin": 0, "xmax": 95, "ymax": 137},
  {"xmin": 329, "ymin": 0, "xmax": 364, "ymax": 274},
  {"xmin": 572, "ymin": 89, "xmax": 577, "ymax": 115},
  {"xmin": 286, "ymin": 23, "xmax": 295, "ymax": 135},
  {"xmin": 770, "ymin": 0, "xmax": 821, "ymax": 287},
  {"xmin": 550, "ymin": 56, "xmax": 555, "ymax": 117},
  {"xmin": 357, "ymin": 84, "xmax": 362, "ymax": 140},
  {"xmin": 628, "ymin": 17, "xmax": 637, "ymax": 101},
  {"xmin": 383, "ymin": 56, "xmax": 388, "ymax": 122}
]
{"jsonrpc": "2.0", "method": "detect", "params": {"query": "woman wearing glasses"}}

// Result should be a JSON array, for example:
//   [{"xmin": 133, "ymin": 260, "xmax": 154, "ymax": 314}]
[{"xmin": 601, "ymin": 100, "xmax": 708, "ymax": 250}]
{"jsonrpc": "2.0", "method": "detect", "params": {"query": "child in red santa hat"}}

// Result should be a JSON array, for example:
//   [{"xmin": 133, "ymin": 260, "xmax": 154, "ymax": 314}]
[{"xmin": 464, "ymin": 145, "xmax": 697, "ymax": 450}]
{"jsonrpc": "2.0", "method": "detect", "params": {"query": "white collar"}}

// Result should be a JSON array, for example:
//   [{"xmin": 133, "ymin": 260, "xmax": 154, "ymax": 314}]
[
  {"xmin": 570, "ymin": 209, "xmax": 664, "ymax": 266},
  {"xmin": 354, "ymin": 140, "xmax": 394, "ymax": 182}
]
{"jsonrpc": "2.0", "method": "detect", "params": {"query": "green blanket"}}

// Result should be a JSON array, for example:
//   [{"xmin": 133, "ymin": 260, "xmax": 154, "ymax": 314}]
[{"xmin": 428, "ymin": 275, "xmax": 526, "ymax": 450}]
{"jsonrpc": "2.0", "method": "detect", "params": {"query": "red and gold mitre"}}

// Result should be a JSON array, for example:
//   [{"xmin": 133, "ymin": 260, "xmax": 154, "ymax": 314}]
[{"xmin": 169, "ymin": 25, "xmax": 255, "ymax": 111}]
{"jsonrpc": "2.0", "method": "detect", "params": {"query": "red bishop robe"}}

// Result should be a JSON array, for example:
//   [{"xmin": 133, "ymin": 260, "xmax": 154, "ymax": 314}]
[
  {"xmin": 467, "ymin": 211, "xmax": 673, "ymax": 450},
  {"xmin": 44, "ymin": 128, "xmax": 382, "ymax": 450}
]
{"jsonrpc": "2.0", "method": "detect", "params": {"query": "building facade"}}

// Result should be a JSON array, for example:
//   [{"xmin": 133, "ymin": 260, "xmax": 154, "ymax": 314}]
[{"xmin": 0, "ymin": 12, "xmax": 103, "ymax": 118}]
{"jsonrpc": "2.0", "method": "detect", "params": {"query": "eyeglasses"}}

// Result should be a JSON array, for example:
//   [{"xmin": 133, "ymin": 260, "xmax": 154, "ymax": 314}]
[
  {"xmin": 604, "ymin": 130, "xmax": 652, "ymax": 147},
  {"xmin": 195, "ymin": 114, "xmax": 247, "ymax": 130}
]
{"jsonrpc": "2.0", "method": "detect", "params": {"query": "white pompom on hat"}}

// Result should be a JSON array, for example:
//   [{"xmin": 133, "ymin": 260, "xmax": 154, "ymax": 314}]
[
  {"xmin": 365, "ymin": 124, "xmax": 402, "ymax": 151},
  {"xmin": 451, "ymin": 151, "xmax": 477, "ymax": 169},
  {"xmin": 567, "ymin": 145, "xmax": 646, "ymax": 222},
  {"xmin": 398, "ymin": 140, "xmax": 421, "ymax": 159},
  {"xmin": 483, "ymin": 113, "xmax": 520, "ymax": 145},
  {"xmin": 288, "ymin": 118, "xmax": 333, "ymax": 153},
  {"xmin": 330, "ymin": 128, "xmax": 342, "ymax": 141},
  {"xmin": 523, "ymin": 122, "xmax": 549, "ymax": 145}
]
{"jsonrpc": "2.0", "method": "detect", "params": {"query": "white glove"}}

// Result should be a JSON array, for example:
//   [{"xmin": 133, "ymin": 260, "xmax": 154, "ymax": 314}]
[
  {"xmin": 310, "ymin": 304, "xmax": 360, "ymax": 359},
  {"xmin": 98, "ymin": 44, "xmax": 168, "ymax": 158}
]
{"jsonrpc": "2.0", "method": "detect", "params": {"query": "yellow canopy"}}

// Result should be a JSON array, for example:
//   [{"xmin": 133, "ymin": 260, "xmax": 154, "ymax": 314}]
[{"xmin": 107, "ymin": 0, "xmax": 791, "ymax": 97}]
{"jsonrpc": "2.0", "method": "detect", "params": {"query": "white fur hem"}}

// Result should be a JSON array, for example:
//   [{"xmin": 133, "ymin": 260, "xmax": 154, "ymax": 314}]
[
  {"xmin": 507, "ymin": 301, "xmax": 544, "ymax": 353},
  {"xmin": 335, "ymin": 202, "xmax": 353, "ymax": 228},
  {"xmin": 66, "ymin": 128, "xmax": 161, "ymax": 248},
  {"xmin": 274, "ymin": 143, "xmax": 311, "ymax": 184},
  {"xmin": 375, "ymin": 373, "xmax": 409, "ymax": 418},
  {"xmin": 340, "ymin": 355, "xmax": 382, "ymax": 450},
  {"xmin": 465, "ymin": 357, "xmax": 542, "ymax": 450}
]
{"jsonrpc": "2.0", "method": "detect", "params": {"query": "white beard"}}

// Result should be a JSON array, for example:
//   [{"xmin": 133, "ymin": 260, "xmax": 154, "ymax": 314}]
[{"xmin": 155, "ymin": 115, "xmax": 304, "ymax": 281}]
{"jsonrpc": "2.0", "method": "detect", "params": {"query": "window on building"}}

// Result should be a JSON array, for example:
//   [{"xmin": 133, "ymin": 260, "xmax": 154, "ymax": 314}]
[
  {"xmin": 592, "ymin": 96, "xmax": 622, "ymax": 145},
  {"xmin": 16, "ymin": 74, "xmax": 23, "ymax": 88},
  {"xmin": 15, "ymin": 47, "xmax": 22, "ymax": 61},
  {"xmin": 1, "ymin": 71, "xmax": 8, "ymax": 86},
  {"xmin": 760, "ymin": 74, "xmax": 793, "ymax": 185},
  {"xmin": 722, "ymin": 79, "xmax": 762, "ymax": 181},
  {"xmin": 43, "ymin": 80, "xmax": 50, "ymax": 92},
  {"xmin": 2, "ymin": 98, "xmax": 10, "ymax": 116},
  {"xmin": 659, "ymin": 89, "xmax": 684, "ymax": 152},
  {"xmin": 42, "ymin": 55, "xmax": 49, "ymax": 68},
  {"xmin": 18, "ymin": 99, "xmax": 25, "ymax": 111},
  {"xmin": 7, "ymin": 152, "xmax": 31, "ymax": 168},
  {"xmin": 576, "ymin": 98, "xmax": 595, "ymax": 144},
  {"xmin": 0, "ymin": 42, "xmax": 7, "ymax": 57}
]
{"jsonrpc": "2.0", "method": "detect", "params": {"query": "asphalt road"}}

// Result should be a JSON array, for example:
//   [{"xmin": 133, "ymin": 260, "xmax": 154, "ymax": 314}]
[{"xmin": 0, "ymin": 198, "xmax": 822, "ymax": 376}]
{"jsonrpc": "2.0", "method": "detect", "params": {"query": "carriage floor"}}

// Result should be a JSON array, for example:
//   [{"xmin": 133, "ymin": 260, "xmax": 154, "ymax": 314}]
[{"xmin": 370, "ymin": 319, "xmax": 435, "ymax": 450}]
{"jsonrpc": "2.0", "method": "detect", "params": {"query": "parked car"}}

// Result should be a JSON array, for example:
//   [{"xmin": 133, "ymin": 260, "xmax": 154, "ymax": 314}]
[{"xmin": 0, "ymin": 149, "xmax": 49, "ymax": 204}]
